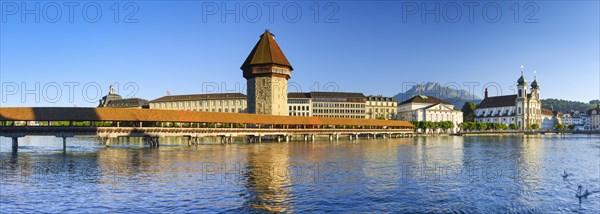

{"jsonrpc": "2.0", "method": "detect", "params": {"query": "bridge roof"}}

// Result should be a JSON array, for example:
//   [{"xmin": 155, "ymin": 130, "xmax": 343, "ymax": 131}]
[{"xmin": 0, "ymin": 108, "xmax": 413, "ymax": 128}]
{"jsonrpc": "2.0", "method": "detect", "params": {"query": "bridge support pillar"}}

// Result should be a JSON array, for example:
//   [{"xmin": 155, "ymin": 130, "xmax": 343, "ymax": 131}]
[
  {"xmin": 355, "ymin": 134, "xmax": 359, "ymax": 140},
  {"xmin": 149, "ymin": 137, "xmax": 159, "ymax": 148},
  {"xmin": 104, "ymin": 138, "xmax": 111, "ymax": 147},
  {"xmin": 62, "ymin": 137, "xmax": 67, "ymax": 151},
  {"xmin": 329, "ymin": 135, "xmax": 333, "ymax": 141},
  {"xmin": 304, "ymin": 135, "xmax": 308, "ymax": 142},
  {"xmin": 349, "ymin": 134, "xmax": 353, "ymax": 140},
  {"xmin": 311, "ymin": 134, "xmax": 315, "ymax": 142},
  {"xmin": 12, "ymin": 137, "xmax": 18, "ymax": 150},
  {"xmin": 335, "ymin": 134, "xmax": 339, "ymax": 141},
  {"xmin": 258, "ymin": 135, "xmax": 262, "ymax": 143},
  {"xmin": 382, "ymin": 134, "xmax": 386, "ymax": 139},
  {"xmin": 285, "ymin": 135, "xmax": 290, "ymax": 143}
]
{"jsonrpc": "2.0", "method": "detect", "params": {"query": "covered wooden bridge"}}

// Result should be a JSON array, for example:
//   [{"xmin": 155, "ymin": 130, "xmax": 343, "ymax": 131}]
[{"xmin": 0, "ymin": 107, "xmax": 414, "ymax": 150}]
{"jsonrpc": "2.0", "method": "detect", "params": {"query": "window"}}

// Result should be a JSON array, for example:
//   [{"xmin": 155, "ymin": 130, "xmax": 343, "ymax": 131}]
[
  {"xmin": 518, "ymin": 107, "xmax": 522, "ymax": 114},
  {"xmin": 518, "ymin": 89, "xmax": 522, "ymax": 98}
]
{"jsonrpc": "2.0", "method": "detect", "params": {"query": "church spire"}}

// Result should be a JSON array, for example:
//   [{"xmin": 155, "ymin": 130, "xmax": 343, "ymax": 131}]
[
  {"xmin": 531, "ymin": 70, "xmax": 539, "ymax": 89},
  {"xmin": 517, "ymin": 65, "xmax": 526, "ymax": 86}
]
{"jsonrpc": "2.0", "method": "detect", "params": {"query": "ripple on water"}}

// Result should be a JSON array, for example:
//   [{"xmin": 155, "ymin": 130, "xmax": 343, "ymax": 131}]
[{"xmin": 0, "ymin": 135, "xmax": 599, "ymax": 212}]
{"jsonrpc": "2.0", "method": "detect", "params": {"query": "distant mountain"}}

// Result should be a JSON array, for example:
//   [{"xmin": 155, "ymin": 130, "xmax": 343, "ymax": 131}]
[
  {"xmin": 393, "ymin": 82, "xmax": 482, "ymax": 109},
  {"xmin": 541, "ymin": 99, "xmax": 598, "ymax": 112}
]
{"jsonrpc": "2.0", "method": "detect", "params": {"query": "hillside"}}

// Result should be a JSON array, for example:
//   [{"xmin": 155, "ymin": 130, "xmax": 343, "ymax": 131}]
[{"xmin": 541, "ymin": 99, "xmax": 598, "ymax": 112}]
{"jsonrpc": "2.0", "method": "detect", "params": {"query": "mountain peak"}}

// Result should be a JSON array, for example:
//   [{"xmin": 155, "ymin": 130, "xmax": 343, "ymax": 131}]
[{"xmin": 394, "ymin": 82, "xmax": 482, "ymax": 108}]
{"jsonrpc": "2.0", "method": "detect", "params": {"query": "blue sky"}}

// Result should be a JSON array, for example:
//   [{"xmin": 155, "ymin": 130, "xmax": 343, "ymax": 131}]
[{"xmin": 1, "ymin": 1, "xmax": 598, "ymax": 107}]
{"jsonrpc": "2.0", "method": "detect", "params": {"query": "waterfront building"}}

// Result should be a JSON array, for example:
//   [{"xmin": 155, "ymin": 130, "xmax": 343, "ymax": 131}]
[
  {"xmin": 396, "ymin": 95, "xmax": 463, "ymax": 133},
  {"xmin": 563, "ymin": 110, "xmax": 593, "ymax": 130},
  {"xmin": 99, "ymin": 85, "xmax": 149, "ymax": 108},
  {"xmin": 588, "ymin": 104, "xmax": 600, "ymax": 130},
  {"xmin": 577, "ymin": 112, "xmax": 591, "ymax": 130},
  {"xmin": 475, "ymin": 68, "xmax": 542, "ymax": 129},
  {"xmin": 365, "ymin": 95, "xmax": 397, "ymax": 119},
  {"xmin": 242, "ymin": 30, "xmax": 292, "ymax": 116},
  {"xmin": 288, "ymin": 93, "xmax": 312, "ymax": 117},
  {"xmin": 541, "ymin": 108, "xmax": 560, "ymax": 130},
  {"xmin": 561, "ymin": 113, "xmax": 573, "ymax": 126},
  {"xmin": 311, "ymin": 92, "xmax": 366, "ymax": 118},
  {"xmin": 149, "ymin": 93, "xmax": 247, "ymax": 113}
]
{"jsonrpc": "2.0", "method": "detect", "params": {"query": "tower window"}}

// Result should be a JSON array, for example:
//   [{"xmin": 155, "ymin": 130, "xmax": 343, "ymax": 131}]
[{"xmin": 518, "ymin": 89, "xmax": 522, "ymax": 97}]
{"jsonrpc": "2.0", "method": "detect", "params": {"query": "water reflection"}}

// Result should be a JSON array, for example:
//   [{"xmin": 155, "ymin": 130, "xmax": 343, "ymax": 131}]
[
  {"xmin": 0, "ymin": 135, "xmax": 599, "ymax": 213},
  {"xmin": 242, "ymin": 144, "xmax": 293, "ymax": 213}
]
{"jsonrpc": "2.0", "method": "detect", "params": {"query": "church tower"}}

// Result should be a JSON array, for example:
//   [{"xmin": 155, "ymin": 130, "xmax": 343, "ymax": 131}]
[
  {"xmin": 516, "ymin": 65, "xmax": 528, "ymax": 129},
  {"xmin": 241, "ymin": 30, "xmax": 293, "ymax": 116},
  {"xmin": 529, "ymin": 72, "xmax": 541, "ymax": 127}
]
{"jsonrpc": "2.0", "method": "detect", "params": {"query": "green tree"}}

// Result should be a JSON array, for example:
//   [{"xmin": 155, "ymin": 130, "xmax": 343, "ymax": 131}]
[
  {"xmin": 410, "ymin": 121, "xmax": 420, "ymax": 131},
  {"xmin": 554, "ymin": 123, "xmax": 565, "ymax": 130},
  {"xmin": 509, "ymin": 123, "xmax": 517, "ymax": 130},
  {"xmin": 531, "ymin": 124, "xmax": 540, "ymax": 130},
  {"xmin": 461, "ymin": 102, "xmax": 477, "ymax": 122},
  {"xmin": 567, "ymin": 125, "xmax": 575, "ymax": 130},
  {"xmin": 476, "ymin": 123, "xmax": 487, "ymax": 131},
  {"xmin": 377, "ymin": 115, "xmax": 386, "ymax": 120},
  {"xmin": 440, "ymin": 121, "xmax": 454, "ymax": 131}
]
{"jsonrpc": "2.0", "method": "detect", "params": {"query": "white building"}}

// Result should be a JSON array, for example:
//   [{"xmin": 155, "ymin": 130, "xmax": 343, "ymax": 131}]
[
  {"xmin": 396, "ymin": 95, "xmax": 462, "ymax": 133},
  {"xmin": 288, "ymin": 93, "xmax": 312, "ymax": 117},
  {"xmin": 475, "ymin": 69, "xmax": 542, "ymax": 129},
  {"xmin": 578, "ymin": 113, "xmax": 591, "ymax": 130},
  {"xmin": 541, "ymin": 108, "xmax": 560, "ymax": 130},
  {"xmin": 561, "ymin": 113, "xmax": 573, "ymax": 126}
]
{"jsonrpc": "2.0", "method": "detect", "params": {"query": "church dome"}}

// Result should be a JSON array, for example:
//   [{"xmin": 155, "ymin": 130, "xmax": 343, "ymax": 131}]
[
  {"xmin": 531, "ymin": 79, "xmax": 539, "ymax": 89},
  {"xmin": 517, "ymin": 75, "xmax": 526, "ymax": 86}
]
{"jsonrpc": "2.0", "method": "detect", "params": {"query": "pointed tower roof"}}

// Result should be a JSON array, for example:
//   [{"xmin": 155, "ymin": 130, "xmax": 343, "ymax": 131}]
[
  {"xmin": 517, "ymin": 65, "xmax": 526, "ymax": 86},
  {"xmin": 241, "ymin": 30, "xmax": 293, "ymax": 70},
  {"xmin": 531, "ymin": 78, "xmax": 539, "ymax": 89}
]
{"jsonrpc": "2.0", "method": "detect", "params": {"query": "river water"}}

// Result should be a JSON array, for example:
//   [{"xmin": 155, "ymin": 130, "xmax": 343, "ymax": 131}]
[{"xmin": 0, "ymin": 135, "xmax": 599, "ymax": 213}]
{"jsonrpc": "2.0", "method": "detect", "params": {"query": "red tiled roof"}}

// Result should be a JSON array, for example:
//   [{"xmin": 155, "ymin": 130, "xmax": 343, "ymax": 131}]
[
  {"xmin": 0, "ymin": 107, "xmax": 413, "ymax": 128},
  {"xmin": 241, "ymin": 30, "xmax": 292, "ymax": 70}
]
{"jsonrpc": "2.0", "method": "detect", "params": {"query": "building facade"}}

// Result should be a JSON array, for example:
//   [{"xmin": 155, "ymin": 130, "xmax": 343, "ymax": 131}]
[
  {"xmin": 242, "ymin": 30, "xmax": 292, "ymax": 116},
  {"xmin": 396, "ymin": 95, "xmax": 462, "ymax": 133},
  {"xmin": 311, "ymin": 92, "xmax": 366, "ymax": 118},
  {"xmin": 99, "ymin": 85, "xmax": 149, "ymax": 108},
  {"xmin": 365, "ymin": 96, "xmax": 397, "ymax": 119},
  {"xmin": 475, "ymin": 69, "xmax": 542, "ymax": 129},
  {"xmin": 541, "ymin": 108, "xmax": 560, "ymax": 130},
  {"xmin": 589, "ymin": 105, "xmax": 600, "ymax": 130},
  {"xmin": 149, "ymin": 93, "xmax": 247, "ymax": 113},
  {"xmin": 288, "ymin": 93, "xmax": 312, "ymax": 117}
]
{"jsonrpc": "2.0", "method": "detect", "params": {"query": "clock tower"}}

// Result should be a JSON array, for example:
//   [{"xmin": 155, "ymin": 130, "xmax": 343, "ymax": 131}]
[{"xmin": 241, "ymin": 30, "xmax": 293, "ymax": 116}]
